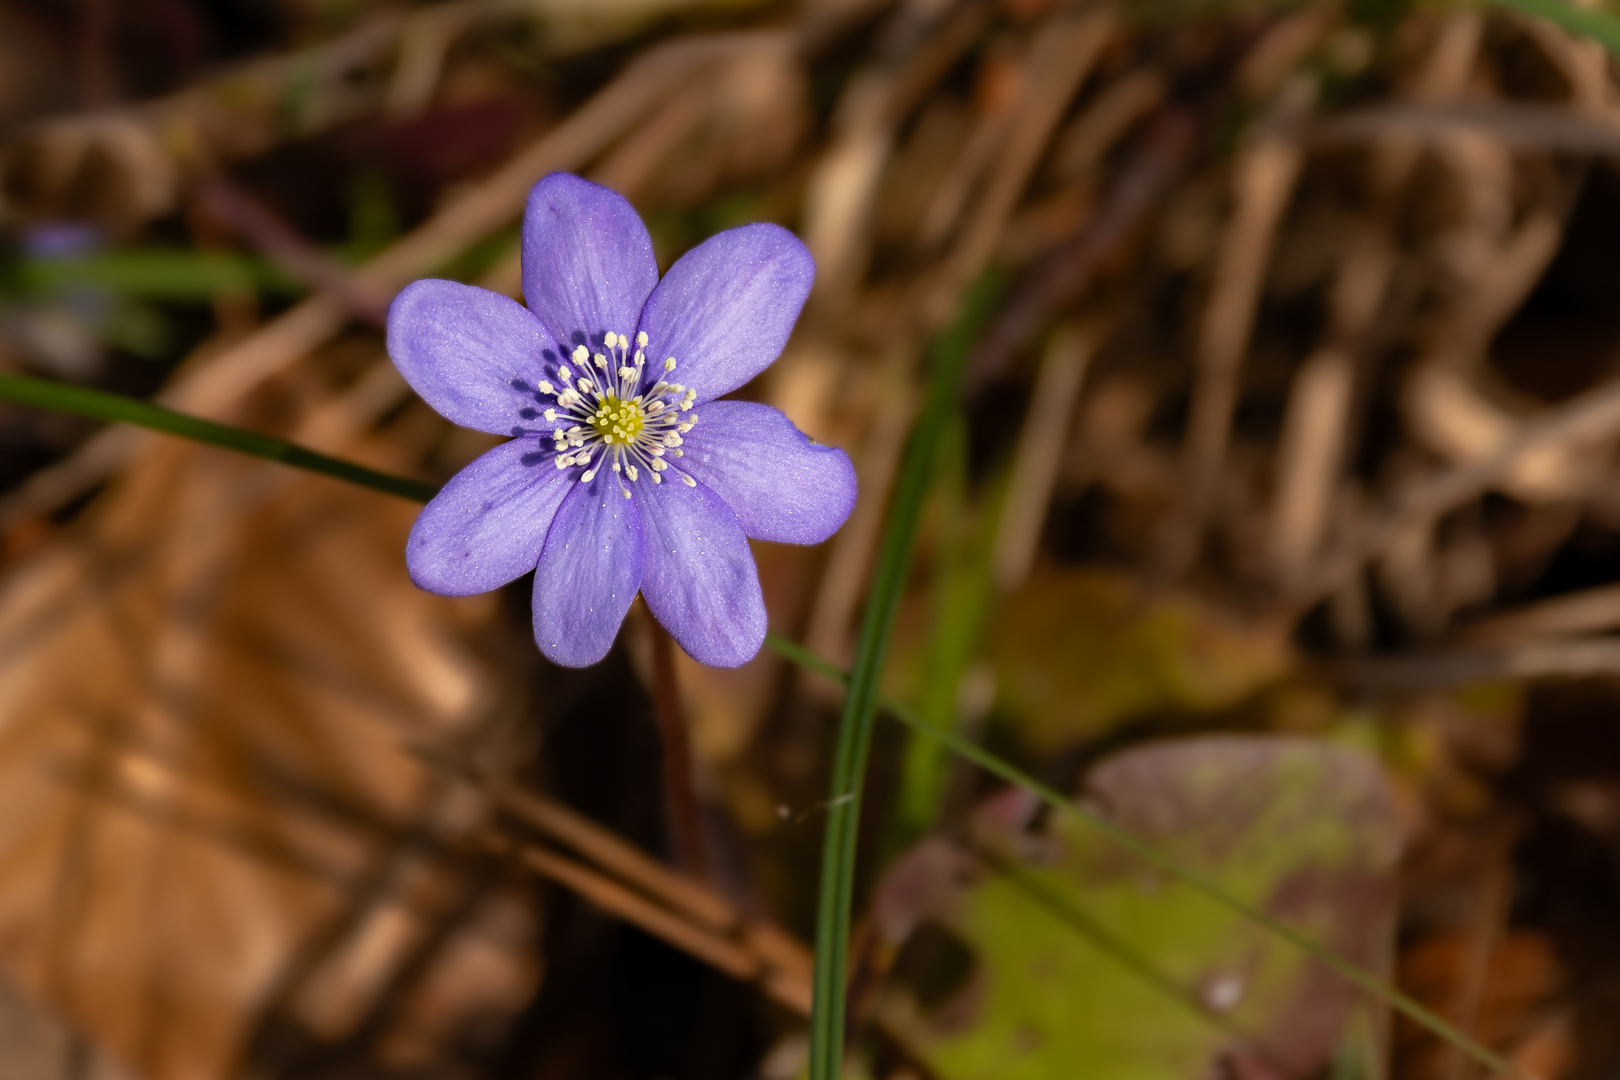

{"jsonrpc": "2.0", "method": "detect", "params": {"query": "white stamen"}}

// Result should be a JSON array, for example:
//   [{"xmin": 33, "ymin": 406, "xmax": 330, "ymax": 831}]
[
  {"xmin": 538, "ymin": 380, "xmax": 554, "ymax": 394},
  {"xmin": 537, "ymin": 342, "xmax": 705, "ymax": 509}
]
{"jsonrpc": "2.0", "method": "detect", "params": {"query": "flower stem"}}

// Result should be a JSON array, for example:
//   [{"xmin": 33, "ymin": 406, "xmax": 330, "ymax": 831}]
[
  {"xmin": 807, "ymin": 279, "xmax": 1001, "ymax": 1080},
  {"xmin": 645, "ymin": 611, "xmax": 712, "ymax": 879}
]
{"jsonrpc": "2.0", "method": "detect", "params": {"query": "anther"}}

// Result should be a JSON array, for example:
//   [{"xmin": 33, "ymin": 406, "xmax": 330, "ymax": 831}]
[
  {"xmin": 637, "ymin": 330, "xmax": 649, "ymax": 347},
  {"xmin": 681, "ymin": 474, "xmax": 697, "ymax": 487},
  {"xmin": 538, "ymin": 380, "xmax": 554, "ymax": 394},
  {"xmin": 571, "ymin": 346, "xmax": 588, "ymax": 364},
  {"xmin": 664, "ymin": 358, "xmax": 677, "ymax": 371}
]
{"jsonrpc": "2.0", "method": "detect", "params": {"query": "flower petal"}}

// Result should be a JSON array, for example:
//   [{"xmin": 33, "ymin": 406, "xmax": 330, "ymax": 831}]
[
  {"xmin": 407, "ymin": 438, "xmax": 571, "ymax": 595},
  {"xmin": 522, "ymin": 173, "xmax": 659, "ymax": 351},
  {"xmin": 387, "ymin": 279, "xmax": 558, "ymax": 435},
  {"xmin": 635, "ymin": 477, "xmax": 765, "ymax": 667},
  {"xmin": 635, "ymin": 223, "xmax": 813, "ymax": 402},
  {"xmin": 532, "ymin": 476, "xmax": 645, "ymax": 668},
  {"xmin": 679, "ymin": 401, "xmax": 856, "ymax": 545}
]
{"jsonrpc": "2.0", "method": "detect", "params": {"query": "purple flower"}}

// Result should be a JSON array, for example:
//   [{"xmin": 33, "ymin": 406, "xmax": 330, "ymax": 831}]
[{"xmin": 386, "ymin": 173, "xmax": 857, "ymax": 669}]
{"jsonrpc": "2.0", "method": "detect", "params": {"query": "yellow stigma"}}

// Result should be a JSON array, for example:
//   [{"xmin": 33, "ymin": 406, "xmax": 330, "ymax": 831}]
[{"xmin": 590, "ymin": 395, "xmax": 645, "ymax": 445}]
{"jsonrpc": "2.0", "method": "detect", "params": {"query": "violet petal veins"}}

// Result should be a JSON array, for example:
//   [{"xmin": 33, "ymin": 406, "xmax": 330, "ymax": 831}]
[{"xmin": 386, "ymin": 172, "xmax": 857, "ymax": 668}]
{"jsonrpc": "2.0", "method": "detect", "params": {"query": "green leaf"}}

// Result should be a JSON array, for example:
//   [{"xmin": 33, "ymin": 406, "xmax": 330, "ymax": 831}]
[{"xmin": 885, "ymin": 737, "xmax": 1400, "ymax": 1080}]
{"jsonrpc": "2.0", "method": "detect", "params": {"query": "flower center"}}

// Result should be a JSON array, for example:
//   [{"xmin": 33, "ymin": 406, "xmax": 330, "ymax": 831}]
[
  {"xmin": 592, "ymin": 395, "xmax": 644, "ymax": 444},
  {"xmin": 531, "ymin": 329, "xmax": 701, "ymax": 498}
]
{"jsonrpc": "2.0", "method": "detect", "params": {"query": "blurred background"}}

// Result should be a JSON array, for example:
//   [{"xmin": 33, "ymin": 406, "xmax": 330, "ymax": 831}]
[{"xmin": 1, "ymin": 0, "xmax": 1619, "ymax": 1078}]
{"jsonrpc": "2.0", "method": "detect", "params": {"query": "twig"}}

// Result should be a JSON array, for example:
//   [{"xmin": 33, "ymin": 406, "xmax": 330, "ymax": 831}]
[
  {"xmin": 969, "ymin": 107, "xmax": 1195, "ymax": 389},
  {"xmin": 485, "ymin": 834, "xmax": 763, "ymax": 983},
  {"xmin": 990, "ymin": 318, "xmax": 1104, "ymax": 591},
  {"xmin": 1457, "ymin": 582, "xmax": 1620, "ymax": 645},
  {"xmin": 1157, "ymin": 111, "xmax": 1305, "ymax": 580},
  {"xmin": 927, "ymin": 10, "xmax": 1115, "ymax": 322},
  {"xmin": 1293, "ymin": 373, "xmax": 1620, "ymax": 614},
  {"xmin": 420, "ymin": 747, "xmax": 738, "ymax": 932},
  {"xmin": 1338, "ymin": 636, "xmax": 1620, "ymax": 691}
]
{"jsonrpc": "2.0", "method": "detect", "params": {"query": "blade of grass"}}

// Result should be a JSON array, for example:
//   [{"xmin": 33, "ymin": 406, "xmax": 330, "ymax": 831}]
[
  {"xmin": 762, "ymin": 630, "xmax": 1528, "ymax": 1080},
  {"xmin": 1485, "ymin": 0, "xmax": 1620, "ymax": 55},
  {"xmin": 0, "ymin": 374, "xmax": 438, "ymax": 504},
  {"xmin": 0, "ymin": 371, "xmax": 1526, "ymax": 1079},
  {"xmin": 808, "ymin": 277, "xmax": 1002, "ymax": 1080}
]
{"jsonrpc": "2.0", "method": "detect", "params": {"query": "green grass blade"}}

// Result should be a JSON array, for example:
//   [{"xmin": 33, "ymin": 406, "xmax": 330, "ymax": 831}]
[
  {"xmin": 763, "ymin": 630, "xmax": 1527, "ymax": 1080},
  {"xmin": 808, "ymin": 278, "xmax": 1002, "ymax": 1080},
  {"xmin": 0, "ymin": 374, "xmax": 439, "ymax": 504},
  {"xmin": 1485, "ymin": 0, "xmax": 1620, "ymax": 55}
]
